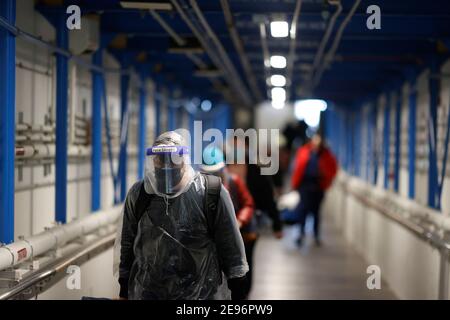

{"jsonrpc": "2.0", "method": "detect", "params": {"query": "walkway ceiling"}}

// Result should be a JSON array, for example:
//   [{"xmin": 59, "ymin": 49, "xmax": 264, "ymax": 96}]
[{"xmin": 36, "ymin": 0, "xmax": 450, "ymax": 108}]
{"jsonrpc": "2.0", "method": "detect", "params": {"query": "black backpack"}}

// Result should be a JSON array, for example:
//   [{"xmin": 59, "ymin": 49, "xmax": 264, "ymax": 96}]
[{"xmin": 134, "ymin": 173, "xmax": 221, "ymax": 239}]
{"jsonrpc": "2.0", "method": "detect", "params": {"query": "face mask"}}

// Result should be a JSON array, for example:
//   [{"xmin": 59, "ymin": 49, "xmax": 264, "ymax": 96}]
[{"xmin": 155, "ymin": 167, "xmax": 183, "ymax": 194}]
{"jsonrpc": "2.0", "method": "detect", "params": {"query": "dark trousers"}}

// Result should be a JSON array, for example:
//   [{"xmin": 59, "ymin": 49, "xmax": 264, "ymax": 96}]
[
  {"xmin": 298, "ymin": 190, "xmax": 324, "ymax": 239},
  {"xmin": 243, "ymin": 239, "xmax": 256, "ymax": 298}
]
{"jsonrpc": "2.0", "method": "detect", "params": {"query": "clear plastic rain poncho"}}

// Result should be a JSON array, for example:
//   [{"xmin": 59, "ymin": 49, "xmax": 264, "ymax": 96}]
[{"xmin": 113, "ymin": 131, "xmax": 249, "ymax": 300}]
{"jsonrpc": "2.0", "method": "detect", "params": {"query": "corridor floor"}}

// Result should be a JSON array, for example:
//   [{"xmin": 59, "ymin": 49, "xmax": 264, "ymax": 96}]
[{"xmin": 248, "ymin": 216, "xmax": 397, "ymax": 300}]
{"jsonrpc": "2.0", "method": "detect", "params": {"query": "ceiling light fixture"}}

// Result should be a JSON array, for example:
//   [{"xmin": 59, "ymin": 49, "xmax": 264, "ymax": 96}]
[
  {"xmin": 270, "ymin": 55, "xmax": 287, "ymax": 68},
  {"xmin": 270, "ymin": 21, "xmax": 289, "ymax": 38},
  {"xmin": 200, "ymin": 100, "xmax": 212, "ymax": 112},
  {"xmin": 120, "ymin": 2, "xmax": 173, "ymax": 10},
  {"xmin": 271, "ymin": 100, "xmax": 285, "ymax": 110},
  {"xmin": 270, "ymin": 74, "xmax": 287, "ymax": 87},
  {"xmin": 271, "ymin": 87, "xmax": 286, "ymax": 102}
]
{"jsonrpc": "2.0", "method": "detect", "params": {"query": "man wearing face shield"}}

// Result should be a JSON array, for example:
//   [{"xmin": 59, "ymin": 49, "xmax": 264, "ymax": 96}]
[{"xmin": 114, "ymin": 131, "xmax": 249, "ymax": 300}]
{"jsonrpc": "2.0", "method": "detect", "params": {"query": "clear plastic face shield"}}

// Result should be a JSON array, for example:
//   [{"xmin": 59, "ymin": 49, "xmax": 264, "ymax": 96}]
[{"xmin": 145, "ymin": 145, "xmax": 191, "ymax": 196}]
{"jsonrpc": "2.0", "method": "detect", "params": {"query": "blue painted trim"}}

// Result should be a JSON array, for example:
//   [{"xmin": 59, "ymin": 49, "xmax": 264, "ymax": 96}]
[
  {"xmin": 0, "ymin": 0, "xmax": 15, "ymax": 243},
  {"xmin": 383, "ymin": 97, "xmax": 390, "ymax": 189},
  {"xmin": 55, "ymin": 15, "xmax": 68, "ymax": 224},
  {"xmin": 119, "ymin": 73, "xmax": 130, "ymax": 202},
  {"xmin": 408, "ymin": 82, "xmax": 417, "ymax": 199},
  {"xmin": 138, "ymin": 74, "xmax": 147, "ymax": 180},
  {"xmin": 428, "ymin": 58, "xmax": 439, "ymax": 208},
  {"xmin": 91, "ymin": 50, "xmax": 102, "ymax": 212},
  {"xmin": 394, "ymin": 91, "xmax": 401, "ymax": 192}
]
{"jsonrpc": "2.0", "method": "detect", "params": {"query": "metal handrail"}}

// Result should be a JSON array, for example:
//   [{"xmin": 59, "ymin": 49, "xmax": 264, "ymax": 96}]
[
  {"xmin": 341, "ymin": 179, "xmax": 450, "ymax": 299},
  {"xmin": 0, "ymin": 233, "xmax": 116, "ymax": 300}
]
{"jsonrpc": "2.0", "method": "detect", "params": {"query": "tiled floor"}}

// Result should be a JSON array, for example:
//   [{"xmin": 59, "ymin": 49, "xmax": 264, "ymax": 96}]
[{"xmin": 248, "ymin": 217, "xmax": 397, "ymax": 300}]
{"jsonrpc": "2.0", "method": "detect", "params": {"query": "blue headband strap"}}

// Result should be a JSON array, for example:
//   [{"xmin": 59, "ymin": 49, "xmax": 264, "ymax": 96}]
[{"xmin": 146, "ymin": 146, "xmax": 189, "ymax": 156}]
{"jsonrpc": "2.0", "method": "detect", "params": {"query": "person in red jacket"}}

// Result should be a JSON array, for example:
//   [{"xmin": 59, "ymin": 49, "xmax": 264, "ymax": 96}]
[{"xmin": 291, "ymin": 134, "xmax": 338, "ymax": 246}]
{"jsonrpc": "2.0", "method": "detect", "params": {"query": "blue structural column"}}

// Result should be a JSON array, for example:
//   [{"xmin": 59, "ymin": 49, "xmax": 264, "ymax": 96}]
[
  {"xmin": 408, "ymin": 81, "xmax": 417, "ymax": 199},
  {"xmin": 339, "ymin": 112, "xmax": 343, "ymax": 163},
  {"xmin": 383, "ymin": 96, "xmax": 391, "ymax": 189},
  {"xmin": 55, "ymin": 15, "xmax": 69, "ymax": 223},
  {"xmin": 394, "ymin": 91, "xmax": 402, "ymax": 192},
  {"xmin": 91, "ymin": 51, "xmax": 102, "ymax": 212},
  {"xmin": 428, "ymin": 58, "xmax": 439, "ymax": 208},
  {"xmin": 371, "ymin": 105, "xmax": 378, "ymax": 185},
  {"xmin": 189, "ymin": 110, "xmax": 196, "ymax": 162},
  {"xmin": 355, "ymin": 110, "xmax": 361, "ymax": 177},
  {"xmin": 346, "ymin": 115, "xmax": 353, "ymax": 173},
  {"xmin": 338, "ymin": 112, "xmax": 344, "ymax": 166},
  {"xmin": 168, "ymin": 106, "xmax": 176, "ymax": 131},
  {"xmin": 154, "ymin": 83, "xmax": 161, "ymax": 138},
  {"xmin": 167, "ymin": 88, "xmax": 176, "ymax": 131},
  {"xmin": 0, "ymin": 0, "xmax": 16, "ymax": 243},
  {"xmin": 119, "ymin": 72, "xmax": 130, "ymax": 202},
  {"xmin": 366, "ymin": 107, "xmax": 372, "ymax": 182},
  {"xmin": 138, "ymin": 74, "xmax": 147, "ymax": 180}
]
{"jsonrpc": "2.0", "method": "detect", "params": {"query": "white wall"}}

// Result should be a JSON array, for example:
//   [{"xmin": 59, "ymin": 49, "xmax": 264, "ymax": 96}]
[
  {"xmin": 323, "ymin": 174, "xmax": 449, "ymax": 300},
  {"xmin": 37, "ymin": 247, "xmax": 119, "ymax": 300},
  {"xmin": 438, "ymin": 60, "xmax": 450, "ymax": 215},
  {"xmin": 12, "ymin": 1, "xmax": 154, "ymax": 299},
  {"xmin": 352, "ymin": 60, "xmax": 450, "ymax": 215},
  {"xmin": 415, "ymin": 70, "xmax": 430, "ymax": 207},
  {"xmin": 326, "ymin": 54, "xmax": 450, "ymax": 299},
  {"xmin": 255, "ymin": 101, "xmax": 295, "ymax": 130}
]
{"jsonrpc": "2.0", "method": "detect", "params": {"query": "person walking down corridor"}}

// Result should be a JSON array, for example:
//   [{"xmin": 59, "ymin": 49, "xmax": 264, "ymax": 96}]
[
  {"xmin": 291, "ymin": 134, "xmax": 337, "ymax": 246},
  {"xmin": 226, "ymin": 137, "xmax": 283, "ymax": 240},
  {"xmin": 114, "ymin": 131, "xmax": 248, "ymax": 300},
  {"xmin": 200, "ymin": 146, "xmax": 256, "ymax": 299}
]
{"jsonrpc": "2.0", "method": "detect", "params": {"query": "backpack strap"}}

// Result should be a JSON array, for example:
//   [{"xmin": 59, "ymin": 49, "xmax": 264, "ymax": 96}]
[
  {"xmin": 134, "ymin": 176, "xmax": 221, "ymax": 238},
  {"xmin": 134, "ymin": 181, "xmax": 154, "ymax": 223},
  {"xmin": 202, "ymin": 173, "xmax": 222, "ymax": 239}
]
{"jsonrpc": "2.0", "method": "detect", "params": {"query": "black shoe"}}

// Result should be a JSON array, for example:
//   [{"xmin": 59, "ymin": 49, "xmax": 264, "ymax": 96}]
[{"xmin": 296, "ymin": 236, "xmax": 304, "ymax": 246}]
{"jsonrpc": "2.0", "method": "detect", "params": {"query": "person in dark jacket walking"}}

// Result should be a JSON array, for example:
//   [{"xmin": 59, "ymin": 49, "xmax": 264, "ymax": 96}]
[
  {"xmin": 291, "ymin": 134, "xmax": 338, "ymax": 246},
  {"xmin": 200, "ymin": 146, "xmax": 256, "ymax": 299},
  {"xmin": 226, "ymin": 137, "xmax": 283, "ymax": 239}
]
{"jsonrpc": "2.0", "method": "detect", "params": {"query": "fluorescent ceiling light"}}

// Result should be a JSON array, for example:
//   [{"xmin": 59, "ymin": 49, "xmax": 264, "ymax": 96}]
[
  {"xmin": 271, "ymin": 100, "xmax": 285, "ymax": 110},
  {"xmin": 270, "ymin": 74, "xmax": 286, "ymax": 87},
  {"xmin": 271, "ymin": 87, "xmax": 286, "ymax": 102},
  {"xmin": 270, "ymin": 55, "xmax": 287, "ymax": 69},
  {"xmin": 270, "ymin": 21, "xmax": 289, "ymax": 38},
  {"xmin": 120, "ymin": 2, "xmax": 173, "ymax": 10},
  {"xmin": 294, "ymin": 99, "xmax": 328, "ymax": 128},
  {"xmin": 201, "ymin": 100, "xmax": 212, "ymax": 112}
]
